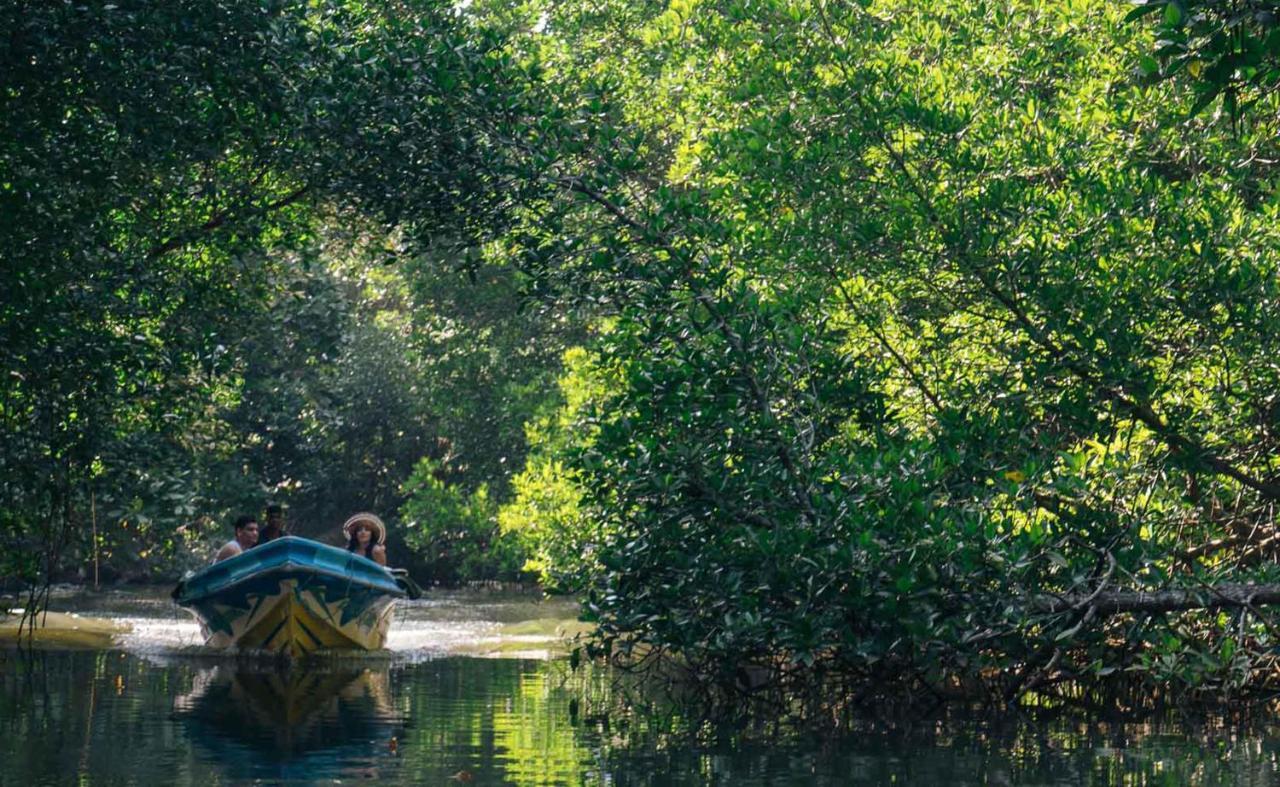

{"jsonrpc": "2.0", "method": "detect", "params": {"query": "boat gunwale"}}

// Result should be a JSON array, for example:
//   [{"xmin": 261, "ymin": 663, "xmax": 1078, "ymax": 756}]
[{"xmin": 175, "ymin": 538, "xmax": 405, "ymax": 606}]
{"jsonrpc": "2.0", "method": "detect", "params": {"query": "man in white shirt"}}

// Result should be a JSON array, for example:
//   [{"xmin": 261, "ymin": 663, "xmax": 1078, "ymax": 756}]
[{"xmin": 215, "ymin": 515, "xmax": 259, "ymax": 562}]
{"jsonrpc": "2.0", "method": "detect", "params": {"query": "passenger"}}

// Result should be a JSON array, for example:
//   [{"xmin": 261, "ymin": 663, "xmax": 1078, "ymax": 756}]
[
  {"xmin": 215, "ymin": 515, "xmax": 259, "ymax": 562},
  {"xmin": 258, "ymin": 503, "xmax": 288, "ymax": 545},
  {"xmin": 343, "ymin": 513, "xmax": 387, "ymax": 566}
]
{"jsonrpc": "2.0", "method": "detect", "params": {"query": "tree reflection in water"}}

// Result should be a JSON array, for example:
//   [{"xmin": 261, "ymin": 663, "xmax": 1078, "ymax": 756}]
[
  {"xmin": 8, "ymin": 650, "xmax": 1280, "ymax": 785},
  {"xmin": 166, "ymin": 656, "xmax": 598, "ymax": 785}
]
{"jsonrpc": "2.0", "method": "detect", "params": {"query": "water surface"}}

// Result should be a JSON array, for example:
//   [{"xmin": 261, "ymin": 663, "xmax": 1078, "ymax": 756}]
[
  {"xmin": 3, "ymin": 589, "xmax": 1280, "ymax": 785},
  {"xmin": 31, "ymin": 585, "xmax": 583, "ymax": 659}
]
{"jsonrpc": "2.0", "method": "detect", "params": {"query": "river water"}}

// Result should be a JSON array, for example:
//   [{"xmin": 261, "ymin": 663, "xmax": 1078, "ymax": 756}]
[{"xmin": 2, "ymin": 588, "xmax": 1280, "ymax": 785}]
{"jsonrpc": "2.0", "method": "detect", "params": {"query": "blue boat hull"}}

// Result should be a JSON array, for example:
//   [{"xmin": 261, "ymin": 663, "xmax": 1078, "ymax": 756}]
[{"xmin": 173, "ymin": 537, "xmax": 405, "ymax": 657}]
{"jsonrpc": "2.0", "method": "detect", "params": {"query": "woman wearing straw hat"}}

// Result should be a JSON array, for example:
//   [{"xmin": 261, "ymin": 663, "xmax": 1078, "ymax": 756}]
[{"xmin": 343, "ymin": 512, "xmax": 388, "ymax": 566}]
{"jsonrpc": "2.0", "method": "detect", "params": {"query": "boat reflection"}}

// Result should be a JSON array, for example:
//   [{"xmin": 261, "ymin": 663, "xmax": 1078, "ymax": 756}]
[{"xmin": 173, "ymin": 663, "xmax": 404, "ymax": 780}]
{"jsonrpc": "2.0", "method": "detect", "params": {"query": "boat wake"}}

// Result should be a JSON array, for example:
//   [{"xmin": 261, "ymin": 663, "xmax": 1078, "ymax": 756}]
[{"xmin": 27, "ymin": 587, "xmax": 585, "ymax": 661}]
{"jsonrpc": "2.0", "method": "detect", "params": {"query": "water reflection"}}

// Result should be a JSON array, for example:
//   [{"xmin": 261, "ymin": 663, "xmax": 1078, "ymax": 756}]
[
  {"xmin": 165, "ymin": 658, "xmax": 599, "ymax": 784},
  {"xmin": 8, "ymin": 636, "xmax": 1280, "ymax": 784},
  {"xmin": 173, "ymin": 664, "xmax": 402, "ymax": 779}
]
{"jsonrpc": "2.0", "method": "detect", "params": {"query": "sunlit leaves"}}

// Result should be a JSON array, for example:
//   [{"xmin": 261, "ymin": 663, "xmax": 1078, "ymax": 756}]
[
  {"xmin": 1126, "ymin": 0, "xmax": 1280, "ymax": 121},
  {"xmin": 497, "ymin": 0, "xmax": 1280, "ymax": 701}
]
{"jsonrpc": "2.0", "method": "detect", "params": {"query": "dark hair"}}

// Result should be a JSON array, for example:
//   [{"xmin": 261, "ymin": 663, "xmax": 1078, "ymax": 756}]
[
  {"xmin": 233, "ymin": 515, "xmax": 257, "ymax": 532},
  {"xmin": 266, "ymin": 504, "xmax": 283, "ymax": 515},
  {"xmin": 346, "ymin": 533, "xmax": 375, "ymax": 559}
]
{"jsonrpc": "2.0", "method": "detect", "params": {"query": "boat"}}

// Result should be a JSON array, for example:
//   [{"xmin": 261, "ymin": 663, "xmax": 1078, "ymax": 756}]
[{"xmin": 172, "ymin": 536, "xmax": 414, "ymax": 657}]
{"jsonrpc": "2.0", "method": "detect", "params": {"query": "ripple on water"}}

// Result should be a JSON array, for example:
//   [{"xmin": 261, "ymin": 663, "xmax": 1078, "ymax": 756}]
[{"xmin": 115, "ymin": 616, "xmax": 205, "ymax": 653}]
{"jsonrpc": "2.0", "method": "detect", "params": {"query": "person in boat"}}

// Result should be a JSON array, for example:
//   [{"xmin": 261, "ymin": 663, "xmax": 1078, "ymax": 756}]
[
  {"xmin": 215, "ymin": 515, "xmax": 259, "ymax": 562},
  {"xmin": 258, "ymin": 503, "xmax": 287, "ymax": 545},
  {"xmin": 343, "ymin": 512, "xmax": 387, "ymax": 566}
]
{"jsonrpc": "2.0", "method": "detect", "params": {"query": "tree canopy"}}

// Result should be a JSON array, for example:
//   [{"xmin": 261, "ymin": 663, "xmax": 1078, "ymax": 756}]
[
  {"xmin": 490, "ymin": 0, "xmax": 1280, "ymax": 702},
  {"xmin": 0, "ymin": 0, "xmax": 527, "ymax": 589},
  {"xmin": 9, "ymin": 0, "xmax": 1280, "ymax": 708}
]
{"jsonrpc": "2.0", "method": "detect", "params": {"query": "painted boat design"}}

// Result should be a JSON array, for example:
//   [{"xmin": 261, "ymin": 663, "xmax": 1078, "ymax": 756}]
[{"xmin": 173, "ymin": 537, "xmax": 406, "ymax": 657}]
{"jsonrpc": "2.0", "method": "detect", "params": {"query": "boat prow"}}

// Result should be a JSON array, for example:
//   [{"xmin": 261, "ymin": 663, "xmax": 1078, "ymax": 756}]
[{"xmin": 173, "ymin": 537, "xmax": 406, "ymax": 657}]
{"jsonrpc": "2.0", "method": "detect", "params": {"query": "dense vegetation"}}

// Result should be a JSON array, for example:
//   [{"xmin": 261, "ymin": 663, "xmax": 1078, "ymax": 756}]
[
  {"xmin": 499, "ymin": 0, "xmax": 1280, "ymax": 703},
  {"xmin": 0, "ymin": 0, "xmax": 551, "ymax": 592},
  {"xmin": 8, "ymin": 0, "xmax": 1280, "ymax": 707}
]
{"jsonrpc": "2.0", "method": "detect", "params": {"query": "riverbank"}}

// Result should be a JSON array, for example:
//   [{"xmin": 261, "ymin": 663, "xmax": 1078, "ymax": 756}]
[{"xmin": 0, "ymin": 611, "xmax": 129, "ymax": 650}]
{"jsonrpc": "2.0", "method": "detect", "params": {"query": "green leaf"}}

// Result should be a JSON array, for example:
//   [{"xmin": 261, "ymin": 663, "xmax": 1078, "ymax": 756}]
[
  {"xmin": 1187, "ymin": 87, "xmax": 1220, "ymax": 117},
  {"xmin": 1124, "ymin": 2, "xmax": 1163, "ymax": 23}
]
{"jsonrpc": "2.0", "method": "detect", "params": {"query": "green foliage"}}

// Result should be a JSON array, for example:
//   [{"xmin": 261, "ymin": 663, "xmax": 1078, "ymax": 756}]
[
  {"xmin": 499, "ymin": 347, "xmax": 609, "ymax": 590},
  {"xmin": 494, "ymin": 0, "xmax": 1280, "ymax": 700},
  {"xmin": 400, "ymin": 457, "xmax": 529, "ymax": 583},
  {"xmin": 403, "ymin": 240, "xmax": 583, "ymax": 501},
  {"xmin": 1127, "ymin": 0, "xmax": 1280, "ymax": 120},
  {"xmin": 0, "ymin": 0, "xmax": 521, "ymax": 589},
  {"xmin": 13, "ymin": 0, "xmax": 1280, "ymax": 711}
]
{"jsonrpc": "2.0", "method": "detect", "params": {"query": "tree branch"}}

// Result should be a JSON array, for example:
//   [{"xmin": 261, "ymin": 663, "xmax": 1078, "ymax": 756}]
[
  {"xmin": 144, "ymin": 184, "xmax": 312, "ymax": 261},
  {"xmin": 1036, "ymin": 582, "xmax": 1280, "ymax": 615}
]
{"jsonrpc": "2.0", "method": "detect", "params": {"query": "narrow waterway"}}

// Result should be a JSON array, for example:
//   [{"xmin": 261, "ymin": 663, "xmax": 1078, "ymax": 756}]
[{"xmin": 3, "ymin": 589, "xmax": 1279, "ymax": 785}]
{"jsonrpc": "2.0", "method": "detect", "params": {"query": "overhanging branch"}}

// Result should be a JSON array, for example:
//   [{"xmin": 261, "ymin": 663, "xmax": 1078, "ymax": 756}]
[{"xmin": 145, "ymin": 184, "xmax": 312, "ymax": 261}]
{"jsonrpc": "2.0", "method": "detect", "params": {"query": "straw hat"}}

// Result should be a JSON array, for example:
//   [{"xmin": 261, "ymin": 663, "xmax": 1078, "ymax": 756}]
[{"xmin": 342, "ymin": 512, "xmax": 387, "ymax": 545}]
